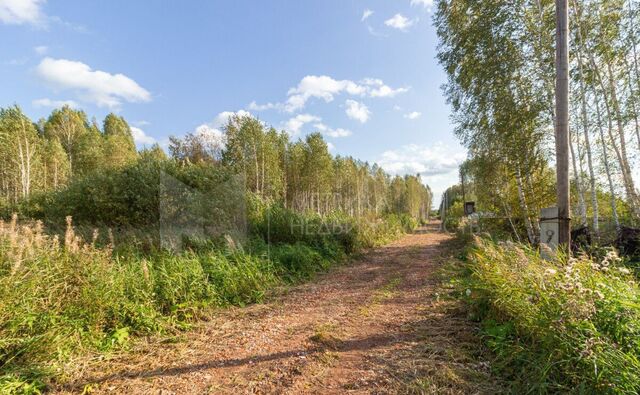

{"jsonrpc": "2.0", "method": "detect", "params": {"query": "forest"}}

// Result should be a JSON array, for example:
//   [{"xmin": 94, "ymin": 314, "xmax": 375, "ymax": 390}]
[
  {"xmin": 435, "ymin": 0, "xmax": 640, "ymax": 392},
  {"xmin": 0, "ymin": 104, "xmax": 432, "ymax": 392}
]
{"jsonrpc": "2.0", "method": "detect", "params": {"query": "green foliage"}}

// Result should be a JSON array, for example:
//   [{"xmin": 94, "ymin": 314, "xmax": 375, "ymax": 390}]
[
  {"xmin": 465, "ymin": 238, "xmax": 640, "ymax": 393},
  {"xmin": 0, "ymin": 107, "xmax": 429, "ymax": 392},
  {"xmin": 269, "ymin": 243, "xmax": 330, "ymax": 280}
]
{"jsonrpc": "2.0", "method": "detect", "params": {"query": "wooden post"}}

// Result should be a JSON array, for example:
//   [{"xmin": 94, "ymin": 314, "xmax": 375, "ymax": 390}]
[{"xmin": 555, "ymin": 0, "xmax": 571, "ymax": 248}]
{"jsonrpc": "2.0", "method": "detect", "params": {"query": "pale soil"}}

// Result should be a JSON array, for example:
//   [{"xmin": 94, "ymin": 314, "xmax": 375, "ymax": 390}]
[{"xmin": 54, "ymin": 223, "xmax": 501, "ymax": 394}]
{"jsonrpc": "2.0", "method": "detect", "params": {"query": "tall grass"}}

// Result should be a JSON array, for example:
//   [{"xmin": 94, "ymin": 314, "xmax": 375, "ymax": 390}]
[
  {"xmin": 466, "ymin": 237, "xmax": 640, "ymax": 394},
  {"xmin": 0, "ymin": 210, "xmax": 410, "ymax": 393}
]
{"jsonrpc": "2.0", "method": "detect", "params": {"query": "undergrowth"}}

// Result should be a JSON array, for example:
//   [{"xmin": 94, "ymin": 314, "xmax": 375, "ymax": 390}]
[
  {"xmin": 457, "ymin": 235, "xmax": 640, "ymax": 394},
  {"xmin": 0, "ymin": 209, "xmax": 414, "ymax": 393}
]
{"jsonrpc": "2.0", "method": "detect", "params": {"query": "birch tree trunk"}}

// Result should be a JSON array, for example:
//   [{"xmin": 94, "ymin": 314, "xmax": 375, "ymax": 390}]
[
  {"xmin": 516, "ymin": 166, "xmax": 536, "ymax": 244},
  {"xmin": 576, "ymin": 48, "xmax": 599, "ymax": 233},
  {"xmin": 594, "ymin": 88, "xmax": 621, "ymax": 230},
  {"xmin": 570, "ymin": 131, "xmax": 587, "ymax": 226}
]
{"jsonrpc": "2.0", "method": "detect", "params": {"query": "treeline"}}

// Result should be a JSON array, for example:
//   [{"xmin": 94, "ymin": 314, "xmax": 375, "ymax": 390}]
[
  {"xmin": 0, "ymin": 106, "xmax": 137, "ymax": 204},
  {"xmin": 0, "ymin": 105, "xmax": 432, "ymax": 225},
  {"xmin": 435, "ymin": 0, "xmax": 640, "ymax": 243}
]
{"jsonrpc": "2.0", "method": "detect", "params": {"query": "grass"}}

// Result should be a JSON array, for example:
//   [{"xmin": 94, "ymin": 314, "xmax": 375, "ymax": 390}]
[
  {"xmin": 359, "ymin": 277, "xmax": 402, "ymax": 317},
  {"xmin": 309, "ymin": 323, "xmax": 344, "ymax": 350},
  {"xmin": 459, "ymin": 235, "xmax": 640, "ymax": 394},
  {"xmin": 0, "ymin": 212, "xmax": 409, "ymax": 393}
]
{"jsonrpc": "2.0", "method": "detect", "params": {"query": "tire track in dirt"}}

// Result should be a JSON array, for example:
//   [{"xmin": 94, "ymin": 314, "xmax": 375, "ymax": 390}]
[{"xmin": 55, "ymin": 223, "xmax": 499, "ymax": 394}]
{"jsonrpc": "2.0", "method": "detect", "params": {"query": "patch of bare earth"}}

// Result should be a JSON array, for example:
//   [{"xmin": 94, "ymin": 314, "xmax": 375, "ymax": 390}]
[{"xmin": 53, "ymin": 223, "xmax": 501, "ymax": 394}]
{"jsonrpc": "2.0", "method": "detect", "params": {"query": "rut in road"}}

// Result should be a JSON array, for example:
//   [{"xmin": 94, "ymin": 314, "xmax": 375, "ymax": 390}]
[{"xmin": 58, "ymin": 223, "xmax": 499, "ymax": 394}]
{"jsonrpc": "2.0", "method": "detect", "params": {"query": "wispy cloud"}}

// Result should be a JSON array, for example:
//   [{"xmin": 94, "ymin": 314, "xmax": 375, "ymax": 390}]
[
  {"xmin": 313, "ymin": 122, "xmax": 352, "ymax": 138},
  {"xmin": 32, "ymin": 97, "xmax": 78, "ymax": 108},
  {"xmin": 411, "ymin": 0, "xmax": 434, "ymax": 9},
  {"xmin": 404, "ymin": 111, "xmax": 422, "ymax": 120},
  {"xmin": 361, "ymin": 9, "xmax": 374, "ymax": 21},
  {"xmin": 33, "ymin": 45, "xmax": 48, "ymax": 55},
  {"xmin": 248, "ymin": 101, "xmax": 281, "ymax": 111},
  {"xmin": 36, "ymin": 57, "xmax": 151, "ymax": 109},
  {"xmin": 384, "ymin": 14, "xmax": 417, "ymax": 31}
]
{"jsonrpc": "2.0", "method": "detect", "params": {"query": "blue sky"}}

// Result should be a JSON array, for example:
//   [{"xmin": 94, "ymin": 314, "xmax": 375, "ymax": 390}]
[{"xmin": 0, "ymin": 0, "xmax": 466, "ymax": 202}]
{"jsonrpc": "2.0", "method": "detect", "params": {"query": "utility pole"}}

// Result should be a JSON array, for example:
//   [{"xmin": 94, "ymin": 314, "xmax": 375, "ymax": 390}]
[
  {"xmin": 460, "ymin": 169, "xmax": 466, "ymax": 215},
  {"xmin": 555, "ymin": 0, "xmax": 571, "ymax": 248}
]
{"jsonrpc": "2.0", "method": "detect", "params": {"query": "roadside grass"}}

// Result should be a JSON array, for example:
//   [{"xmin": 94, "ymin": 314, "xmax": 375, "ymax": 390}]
[
  {"xmin": 0, "ymin": 212, "xmax": 411, "ymax": 393},
  {"xmin": 454, "ymin": 234, "xmax": 640, "ymax": 394}
]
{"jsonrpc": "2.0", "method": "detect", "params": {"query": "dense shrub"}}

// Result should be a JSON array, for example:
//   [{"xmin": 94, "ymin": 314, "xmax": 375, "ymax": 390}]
[
  {"xmin": 466, "ymin": 238, "xmax": 640, "ymax": 393},
  {"xmin": 15, "ymin": 157, "xmax": 244, "ymax": 232},
  {"xmin": 269, "ymin": 243, "xmax": 330, "ymax": 280}
]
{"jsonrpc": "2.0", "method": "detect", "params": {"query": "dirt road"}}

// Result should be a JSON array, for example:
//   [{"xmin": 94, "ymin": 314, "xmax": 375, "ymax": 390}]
[{"xmin": 58, "ymin": 223, "xmax": 498, "ymax": 394}]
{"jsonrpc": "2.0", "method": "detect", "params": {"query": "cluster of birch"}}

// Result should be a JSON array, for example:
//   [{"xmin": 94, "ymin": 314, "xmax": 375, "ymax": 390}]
[
  {"xmin": 0, "ymin": 106, "xmax": 432, "ymax": 222},
  {"xmin": 436, "ymin": 0, "xmax": 640, "ymax": 242}
]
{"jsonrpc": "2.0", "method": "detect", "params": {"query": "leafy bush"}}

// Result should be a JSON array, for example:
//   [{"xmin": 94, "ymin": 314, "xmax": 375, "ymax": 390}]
[
  {"xmin": 466, "ymin": 238, "xmax": 640, "ymax": 393},
  {"xmin": 269, "ymin": 243, "xmax": 330, "ymax": 280}
]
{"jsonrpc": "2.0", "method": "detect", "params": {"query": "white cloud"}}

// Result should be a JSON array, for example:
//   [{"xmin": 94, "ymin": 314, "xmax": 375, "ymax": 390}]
[
  {"xmin": 379, "ymin": 143, "xmax": 465, "ymax": 177},
  {"xmin": 361, "ymin": 9, "xmax": 374, "ymax": 21},
  {"xmin": 384, "ymin": 14, "xmax": 416, "ymax": 31},
  {"xmin": 404, "ymin": 111, "xmax": 422, "ymax": 120},
  {"xmin": 281, "ymin": 75, "xmax": 408, "ymax": 112},
  {"xmin": 35, "ymin": 57, "xmax": 151, "ymax": 109},
  {"xmin": 214, "ymin": 109, "xmax": 251, "ymax": 127},
  {"xmin": 32, "ymin": 98, "xmax": 78, "ymax": 108},
  {"xmin": 411, "ymin": 0, "xmax": 434, "ymax": 8},
  {"xmin": 249, "ymin": 76, "xmax": 409, "ymax": 114},
  {"xmin": 0, "ymin": 0, "xmax": 45, "ymax": 26},
  {"xmin": 345, "ymin": 99, "xmax": 371, "ymax": 123},
  {"xmin": 377, "ymin": 143, "xmax": 467, "ymax": 204},
  {"xmin": 313, "ymin": 123, "xmax": 352, "ymax": 138},
  {"xmin": 283, "ymin": 114, "xmax": 352, "ymax": 138},
  {"xmin": 284, "ymin": 114, "xmax": 321, "ymax": 135},
  {"xmin": 130, "ymin": 126, "xmax": 156, "ymax": 145},
  {"xmin": 327, "ymin": 141, "xmax": 336, "ymax": 151},
  {"xmin": 285, "ymin": 75, "xmax": 367, "ymax": 112},
  {"xmin": 362, "ymin": 78, "xmax": 410, "ymax": 97},
  {"xmin": 186, "ymin": 110, "xmax": 252, "ymax": 150},
  {"xmin": 33, "ymin": 45, "xmax": 47, "ymax": 55},
  {"xmin": 194, "ymin": 124, "xmax": 225, "ymax": 148}
]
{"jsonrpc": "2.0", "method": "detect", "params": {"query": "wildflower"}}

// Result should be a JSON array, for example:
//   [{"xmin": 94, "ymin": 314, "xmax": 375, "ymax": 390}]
[
  {"xmin": 544, "ymin": 268, "xmax": 557, "ymax": 276},
  {"xmin": 540, "ymin": 244, "xmax": 554, "ymax": 258},
  {"xmin": 141, "ymin": 259, "xmax": 150, "ymax": 281},
  {"xmin": 465, "ymin": 289, "xmax": 472, "ymax": 297},
  {"xmin": 617, "ymin": 267, "xmax": 631, "ymax": 275}
]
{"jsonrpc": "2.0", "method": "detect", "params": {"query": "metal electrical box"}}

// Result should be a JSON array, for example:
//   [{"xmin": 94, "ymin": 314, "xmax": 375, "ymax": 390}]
[
  {"xmin": 540, "ymin": 207, "xmax": 559, "ymax": 258},
  {"xmin": 464, "ymin": 202, "xmax": 476, "ymax": 216}
]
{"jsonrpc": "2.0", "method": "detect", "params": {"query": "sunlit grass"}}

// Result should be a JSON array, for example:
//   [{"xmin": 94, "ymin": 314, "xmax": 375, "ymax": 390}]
[{"xmin": 465, "ymin": 237, "xmax": 640, "ymax": 393}]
